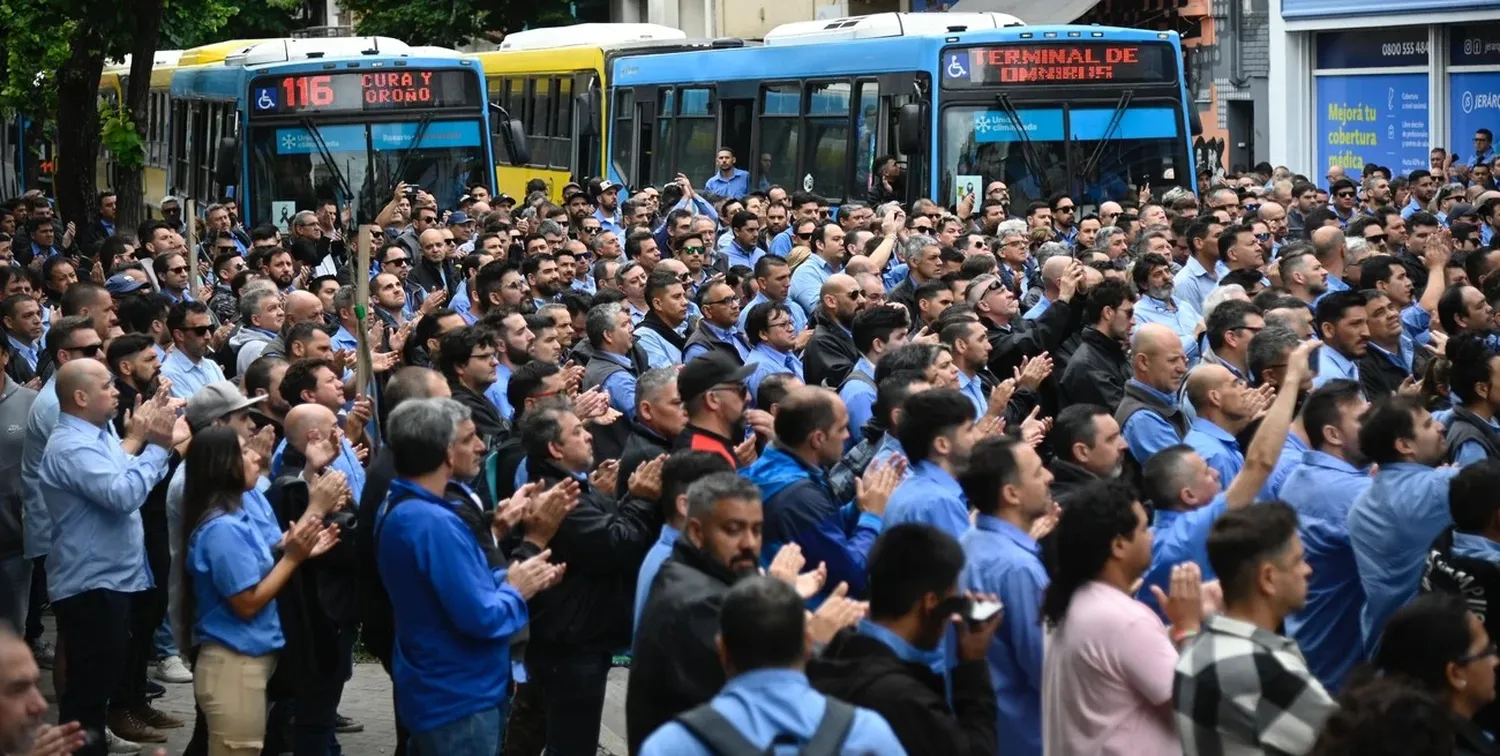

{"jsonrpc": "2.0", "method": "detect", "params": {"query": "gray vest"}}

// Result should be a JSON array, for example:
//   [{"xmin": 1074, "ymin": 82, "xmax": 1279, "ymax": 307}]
[
  {"xmin": 1114, "ymin": 380, "xmax": 1190, "ymax": 445},
  {"xmin": 584, "ymin": 350, "xmax": 635, "ymax": 392}
]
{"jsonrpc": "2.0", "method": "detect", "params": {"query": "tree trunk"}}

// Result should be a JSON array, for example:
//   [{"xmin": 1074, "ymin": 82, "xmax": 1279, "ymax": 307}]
[
  {"xmin": 115, "ymin": 0, "xmax": 165, "ymax": 233},
  {"xmin": 52, "ymin": 27, "xmax": 107, "ymax": 233}
]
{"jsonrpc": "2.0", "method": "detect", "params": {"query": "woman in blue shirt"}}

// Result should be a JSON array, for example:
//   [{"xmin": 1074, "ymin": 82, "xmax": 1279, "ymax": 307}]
[{"xmin": 180, "ymin": 427, "xmax": 338, "ymax": 756}]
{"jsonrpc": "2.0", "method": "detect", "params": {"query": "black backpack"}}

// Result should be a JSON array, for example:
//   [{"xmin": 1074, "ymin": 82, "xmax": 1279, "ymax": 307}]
[{"xmin": 674, "ymin": 697, "xmax": 855, "ymax": 756}]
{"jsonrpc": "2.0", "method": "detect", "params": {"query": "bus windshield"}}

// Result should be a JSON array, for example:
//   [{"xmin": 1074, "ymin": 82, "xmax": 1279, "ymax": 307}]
[
  {"xmin": 245, "ymin": 119, "xmax": 490, "ymax": 228},
  {"xmin": 940, "ymin": 104, "xmax": 1190, "ymax": 211}
]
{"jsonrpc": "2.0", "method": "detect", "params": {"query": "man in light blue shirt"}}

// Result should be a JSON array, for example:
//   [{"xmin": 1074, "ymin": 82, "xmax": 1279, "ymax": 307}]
[
  {"xmin": 1182, "ymin": 364, "xmax": 1252, "ymax": 484},
  {"xmin": 788, "ymin": 222, "xmax": 845, "ymax": 318},
  {"xmin": 703, "ymin": 148, "xmax": 751, "ymax": 200},
  {"xmin": 635, "ymin": 270, "xmax": 691, "ymax": 370},
  {"xmin": 1173, "ymin": 217, "xmax": 1229, "ymax": 314},
  {"xmin": 837, "ymin": 306, "xmax": 909, "ymax": 450},
  {"xmin": 482, "ymin": 310, "xmax": 534, "ymax": 423},
  {"xmin": 1133, "ymin": 252, "xmax": 1203, "ymax": 366},
  {"xmin": 584, "ymin": 303, "xmax": 641, "ymax": 417},
  {"xmin": 959, "ymin": 436, "xmax": 1053, "ymax": 756},
  {"xmin": 883, "ymin": 389, "xmax": 978, "ymax": 539},
  {"xmin": 1279, "ymin": 379, "xmax": 1371, "ymax": 693},
  {"xmin": 1119, "ymin": 324, "xmax": 1192, "ymax": 466},
  {"xmin": 739, "ymin": 256, "xmax": 807, "ymax": 337},
  {"xmin": 159, "ymin": 300, "xmax": 226, "ymax": 400},
  {"xmin": 721, "ymin": 210, "xmax": 765, "ymax": 271},
  {"xmin": 40, "ymin": 359, "xmax": 176, "ymax": 747},
  {"xmin": 743, "ymin": 303, "xmax": 805, "ymax": 402},
  {"xmin": 769, "ymin": 197, "xmax": 822, "ymax": 258},
  {"xmin": 2, "ymin": 295, "xmax": 42, "ymax": 376},
  {"xmin": 638, "ymin": 577, "xmax": 903, "ymax": 756},
  {"xmin": 1348, "ymin": 394, "xmax": 1461, "ymax": 656},
  {"xmin": 1312, "ymin": 290, "xmax": 1368, "ymax": 390}
]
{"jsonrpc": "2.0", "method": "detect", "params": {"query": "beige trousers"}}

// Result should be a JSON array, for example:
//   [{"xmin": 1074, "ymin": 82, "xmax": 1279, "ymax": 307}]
[{"xmin": 193, "ymin": 643, "xmax": 278, "ymax": 756}]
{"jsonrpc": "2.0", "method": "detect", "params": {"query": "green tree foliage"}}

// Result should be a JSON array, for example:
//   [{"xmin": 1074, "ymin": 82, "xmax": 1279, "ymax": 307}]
[{"xmin": 340, "ymin": 0, "xmax": 590, "ymax": 48}]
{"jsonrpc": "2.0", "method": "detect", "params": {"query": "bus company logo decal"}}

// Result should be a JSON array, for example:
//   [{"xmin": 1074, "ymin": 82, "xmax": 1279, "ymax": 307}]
[{"xmin": 1465, "ymin": 91, "xmax": 1474, "ymax": 114}]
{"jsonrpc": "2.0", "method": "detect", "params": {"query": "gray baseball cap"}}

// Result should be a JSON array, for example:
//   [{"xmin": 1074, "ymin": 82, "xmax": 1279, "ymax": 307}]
[{"xmin": 186, "ymin": 381, "xmax": 264, "ymax": 432}]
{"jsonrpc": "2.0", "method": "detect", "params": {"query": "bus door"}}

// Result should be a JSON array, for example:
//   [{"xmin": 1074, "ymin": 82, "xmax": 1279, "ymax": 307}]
[
  {"xmin": 884, "ymin": 72, "xmax": 928, "ymax": 207},
  {"xmin": 718, "ymin": 81, "xmax": 756, "ymax": 183},
  {"xmin": 574, "ymin": 72, "xmax": 602, "ymax": 182},
  {"xmin": 632, "ymin": 87, "xmax": 659, "ymax": 189}
]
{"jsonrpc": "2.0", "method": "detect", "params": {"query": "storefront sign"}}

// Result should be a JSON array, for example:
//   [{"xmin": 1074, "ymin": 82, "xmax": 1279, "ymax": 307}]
[
  {"xmin": 1451, "ymin": 72, "xmax": 1500, "ymax": 162},
  {"xmin": 1316, "ymin": 73, "xmax": 1429, "ymax": 181},
  {"xmin": 1316, "ymin": 28, "xmax": 1428, "ymax": 69}
]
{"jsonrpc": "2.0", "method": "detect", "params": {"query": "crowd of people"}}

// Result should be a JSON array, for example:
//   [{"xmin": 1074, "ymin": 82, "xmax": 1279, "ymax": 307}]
[{"xmin": 0, "ymin": 130, "xmax": 1498, "ymax": 756}]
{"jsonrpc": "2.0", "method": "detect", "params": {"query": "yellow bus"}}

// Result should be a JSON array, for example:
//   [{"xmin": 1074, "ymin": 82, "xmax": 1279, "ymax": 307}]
[{"xmin": 469, "ymin": 24, "xmax": 737, "ymax": 203}]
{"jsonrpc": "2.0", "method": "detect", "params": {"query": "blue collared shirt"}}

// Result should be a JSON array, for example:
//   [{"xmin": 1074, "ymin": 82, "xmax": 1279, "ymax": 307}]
[
  {"xmin": 637, "ymin": 669, "xmax": 905, "ymax": 756},
  {"xmin": 484, "ymin": 363, "xmax": 515, "ymax": 422},
  {"xmin": 956, "ymin": 369, "xmax": 987, "ymax": 420},
  {"xmin": 40, "ymin": 414, "xmax": 170, "ymax": 601},
  {"xmin": 738, "ymin": 292, "xmax": 806, "ymax": 337},
  {"xmin": 1134, "ymin": 296, "xmax": 1202, "ymax": 366},
  {"xmin": 1138, "ymin": 494, "xmax": 1228, "ymax": 618},
  {"xmin": 960, "ymin": 514, "xmax": 1047, "ymax": 756},
  {"xmin": 1281, "ymin": 450, "xmax": 1372, "ymax": 692},
  {"xmin": 633, "ymin": 524, "xmax": 680, "ymax": 637},
  {"xmin": 769, "ymin": 228, "xmax": 795, "ymax": 258},
  {"xmin": 569, "ymin": 275, "xmax": 597, "ymax": 296},
  {"xmin": 1314, "ymin": 346, "xmax": 1360, "ymax": 390},
  {"xmin": 724, "ymin": 239, "xmax": 764, "ymax": 271},
  {"xmin": 7, "ymin": 335, "xmax": 37, "ymax": 371},
  {"xmin": 884, "ymin": 461, "xmax": 969, "ymax": 540},
  {"xmin": 1185, "ymin": 417, "xmax": 1244, "ymax": 485},
  {"xmin": 1454, "ymin": 530, "xmax": 1500, "ymax": 562},
  {"xmin": 684, "ymin": 321, "xmax": 751, "ymax": 364},
  {"xmin": 858, "ymin": 618, "xmax": 947, "ymax": 677},
  {"xmin": 789, "ymin": 257, "xmax": 838, "ymax": 317},
  {"xmin": 745, "ymin": 343, "xmax": 803, "ymax": 401},
  {"xmin": 271, "ymin": 435, "xmax": 367, "ymax": 502},
  {"xmin": 595, "ymin": 350, "xmax": 638, "ymax": 418},
  {"xmin": 1348, "ymin": 462, "xmax": 1460, "ymax": 655},
  {"xmin": 626, "ymin": 300, "xmax": 648, "ymax": 326},
  {"xmin": 160, "ymin": 348, "xmax": 227, "ymax": 401},
  {"xmin": 704, "ymin": 168, "xmax": 750, "ymax": 199},
  {"xmin": 1022, "ymin": 295, "xmax": 1052, "ymax": 321},
  {"xmin": 839, "ymin": 357, "xmax": 878, "ymax": 447},
  {"xmin": 1401, "ymin": 196, "xmax": 1422, "ymax": 220},
  {"xmin": 592, "ymin": 208, "xmax": 624, "ymax": 238},
  {"xmin": 1121, "ymin": 379, "xmax": 1186, "ymax": 464},
  {"xmin": 1399, "ymin": 303, "xmax": 1433, "ymax": 349},
  {"xmin": 1261, "ymin": 432, "xmax": 1310, "ymax": 500},
  {"xmin": 188, "ymin": 506, "xmax": 284, "ymax": 656},
  {"xmin": 1173, "ymin": 257, "xmax": 1226, "ymax": 314},
  {"xmin": 636, "ymin": 321, "xmax": 687, "ymax": 370},
  {"xmin": 332, "ymin": 326, "xmax": 359, "ymax": 352}
]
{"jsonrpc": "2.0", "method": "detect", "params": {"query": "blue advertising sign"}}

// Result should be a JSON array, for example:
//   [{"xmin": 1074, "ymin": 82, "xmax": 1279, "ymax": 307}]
[
  {"xmin": 274, "ymin": 125, "xmax": 364, "ymax": 155},
  {"xmin": 974, "ymin": 109, "xmax": 1064, "ymax": 142},
  {"xmin": 1316, "ymin": 28, "xmax": 1428, "ymax": 69},
  {"xmin": 1450, "ymin": 72, "xmax": 1500, "ymax": 164},
  {"xmin": 1451, "ymin": 23, "xmax": 1500, "ymax": 66},
  {"xmin": 1288, "ymin": 0, "xmax": 1499, "ymax": 20},
  {"xmin": 370, "ymin": 121, "xmax": 481, "ymax": 151},
  {"xmin": 1316, "ymin": 73, "xmax": 1429, "ymax": 181},
  {"xmin": 1071, "ymin": 108, "xmax": 1180, "ymax": 140}
]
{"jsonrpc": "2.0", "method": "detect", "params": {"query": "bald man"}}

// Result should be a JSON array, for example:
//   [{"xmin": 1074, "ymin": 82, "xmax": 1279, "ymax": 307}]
[
  {"xmin": 40, "ymin": 359, "xmax": 178, "ymax": 751},
  {"xmin": 804, "ymin": 274, "xmax": 865, "ymax": 388},
  {"xmin": 1118, "ymin": 323, "xmax": 1191, "ymax": 467},
  {"xmin": 1023, "ymin": 255, "xmax": 1077, "ymax": 320},
  {"xmin": 1182, "ymin": 363, "xmax": 1256, "ymax": 484},
  {"xmin": 409, "ymin": 228, "xmax": 458, "ymax": 300},
  {"xmin": 1308, "ymin": 226, "xmax": 1353, "ymax": 294},
  {"xmin": 843, "ymin": 255, "xmax": 876, "ymax": 276},
  {"xmin": 283, "ymin": 290, "xmax": 324, "ymax": 327}
]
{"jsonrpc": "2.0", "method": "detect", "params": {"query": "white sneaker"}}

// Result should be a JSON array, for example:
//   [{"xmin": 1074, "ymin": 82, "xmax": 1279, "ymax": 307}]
[
  {"xmin": 106, "ymin": 728, "xmax": 142, "ymax": 754},
  {"xmin": 152, "ymin": 654, "xmax": 193, "ymax": 684}
]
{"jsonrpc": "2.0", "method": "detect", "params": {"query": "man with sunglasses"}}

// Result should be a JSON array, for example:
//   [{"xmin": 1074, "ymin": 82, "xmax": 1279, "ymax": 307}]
[
  {"xmin": 804, "ymin": 274, "xmax": 866, "ymax": 389},
  {"xmin": 790, "ymin": 222, "xmax": 847, "ymax": 318},
  {"xmin": 1050, "ymin": 195, "xmax": 1079, "ymax": 246},
  {"xmin": 159, "ymin": 301, "xmax": 224, "ymax": 401},
  {"xmin": 687, "ymin": 279, "xmax": 752, "ymax": 365},
  {"xmin": 768, "ymin": 192, "xmax": 823, "ymax": 258}
]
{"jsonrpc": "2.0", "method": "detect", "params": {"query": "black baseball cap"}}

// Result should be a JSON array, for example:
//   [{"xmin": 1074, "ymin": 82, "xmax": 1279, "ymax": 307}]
[{"xmin": 678, "ymin": 353, "xmax": 755, "ymax": 404}]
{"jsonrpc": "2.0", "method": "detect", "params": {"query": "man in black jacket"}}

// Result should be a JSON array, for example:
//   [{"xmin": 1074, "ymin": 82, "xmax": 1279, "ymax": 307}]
[
  {"xmin": 517, "ymin": 398, "xmax": 663, "ymax": 756},
  {"xmin": 1048, "ymin": 404, "xmax": 1128, "ymax": 504},
  {"xmin": 807, "ymin": 523, "xmax": 1000, "ymax": 756},
  {"xmin": 804, "ymin": 273, "xmax": 864, "ymax": 388},
  {"xmin": 437, "ymin": 326, "xmax": 508, "ymax": 447},
  {"xmin": 972, "ymin": 261, "xmax": 1082, "ymax": 379},
  {"xmin": 617, "ymin": 367, "xmax": 688, "ymax": 495},
  {"xmin": 626, "ymin": 472, "xmax": 764, "ymax": 754},
  {"xmin": 1058, "ymin": 279, "xmax": 1136, "ymax": 409},
  {"xmin": 409, "ymin": 228, "xmax": 458, "ymax": 301}
]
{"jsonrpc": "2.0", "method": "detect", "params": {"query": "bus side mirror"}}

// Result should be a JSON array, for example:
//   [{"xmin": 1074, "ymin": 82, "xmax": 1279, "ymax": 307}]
[
  {"xmin": 1189, "ymin": 108, "xmax": 1203, "ymax": 137},
  {"xmin": 897, "ymin": 103, "xmax": 923, "ymax": 156},
  {"xmin": 214, "ymin": 137, "xmax": 239, "ymax": 189},
  {"xmin": 576, "ymin": 90, "xmax": 600, "ymax": 138},
  {"xmin": 491, "ymin": 105, "xmax": 532, "ymax": 166}
]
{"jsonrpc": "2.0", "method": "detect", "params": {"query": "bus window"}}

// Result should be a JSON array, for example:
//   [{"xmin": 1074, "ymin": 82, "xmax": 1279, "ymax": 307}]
[
  {"xmin": 805, "ymin": 81, "xmax": 850, "ymax": 201},
  {"xmin": 532, "ymin": 78, "xmax": 554, "ymax": 169},
  {"xmin": 612, "ymin": 88, "xmax": 635, "ymax": 187},
  {"xmin": 854, "ymin": 81, "xmax": 879, "ymax": 202},
  {"xmin": 675, "ymin": 88, "xmax": 715, "ymax": 188},
  {"xmin": 654, "ymin": 89, "xmax": 675, "ymax": 183},
  {"xmin": 759, "ymin": 84, "xmax": 800, "ymax": 192}
]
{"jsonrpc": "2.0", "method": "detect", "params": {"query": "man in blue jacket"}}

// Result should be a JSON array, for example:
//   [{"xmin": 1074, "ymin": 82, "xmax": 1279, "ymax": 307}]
[
  {"xmin": 743, "ymin": 387, "xmax": 901, "ymax": 597},
  {"xmin": 376, "ymin": 397, "xmax": 565, "ymax": 754}
]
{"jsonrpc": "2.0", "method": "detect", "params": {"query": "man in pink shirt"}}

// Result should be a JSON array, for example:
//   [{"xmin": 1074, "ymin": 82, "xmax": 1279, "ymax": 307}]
[{"xmin": 1040, "ymin": 478, "xmax": 1207, "ymax": 756}]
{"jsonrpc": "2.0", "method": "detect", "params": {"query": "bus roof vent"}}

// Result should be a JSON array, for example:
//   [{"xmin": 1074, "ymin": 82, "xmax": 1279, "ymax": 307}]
[
  {"xmin": 499, "ymin": 23, "xmax": 687, "ymax": 51},
  {"xmin": 225, "ymin": 37, "xmax": 413, "ymax": 67},
  {"xmin": 764, "ymin": 12, "xmax": 1024, "ymax": 46}
]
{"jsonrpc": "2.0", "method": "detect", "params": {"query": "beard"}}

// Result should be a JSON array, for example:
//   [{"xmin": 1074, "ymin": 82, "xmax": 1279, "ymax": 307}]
[
  {"xmin": 506, "ymin": 341, "xmax": 532, "ymax": 365},
  {"xmin": 1146, "ymin": 284, "xmax": 1174, "ymax": 301},
  {"xmin": 536, "ymin": 281, "xmax": 560, "ymax": 297}
]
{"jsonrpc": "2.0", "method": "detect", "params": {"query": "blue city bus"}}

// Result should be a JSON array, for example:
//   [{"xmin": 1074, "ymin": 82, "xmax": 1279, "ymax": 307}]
[
  {"xmin": 175, "ymin": 38, "xmax": 508, "ymax": 228},
  {"xmin": 607, "ymin": 12, "xmax": 1198, "ymax": 211}
]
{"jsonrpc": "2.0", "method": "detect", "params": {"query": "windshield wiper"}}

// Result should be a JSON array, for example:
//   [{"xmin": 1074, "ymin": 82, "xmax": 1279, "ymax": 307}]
[
  {"xmin": 385, "ymin": 113, "xmax": 435, "ymax": 204},
  {"xmin": 1077, "ymin": 90, "xmax": 1134, "ymax": 186},
  {"xmin": 300, "ymin": 118, "xmax": 360, "ymax": 225},
  {"xmin": 994, "ymin": 93, "xmax": 1051, "ymax": 198}
]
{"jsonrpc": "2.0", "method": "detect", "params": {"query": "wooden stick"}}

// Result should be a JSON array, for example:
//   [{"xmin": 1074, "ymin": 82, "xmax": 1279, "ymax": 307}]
[
  {"xmin": 185, "ymin": 199, "xmax": 199, "ymax": 292},
  {"xmin": 355, "ymin": 224, "xmax": 373, "ymax": 398}
]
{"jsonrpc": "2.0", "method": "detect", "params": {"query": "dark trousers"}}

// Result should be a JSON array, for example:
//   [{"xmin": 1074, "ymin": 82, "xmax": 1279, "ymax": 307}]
[
  {"xmin": 526, "ymin": 649, "xmax": 610, "ymax": 756},
  {"xmin": 25, "ymin": 556, "xmax": 46, "ymax": 642},
  {"xmin": 502, "ymin": 682, "xmax": 545, "ymax": 756},
  {"xmin": 378, "ymin": 656, "xmax": 411, "ymax": 756},
  {"xmin": 112, "ymin": 582, "xmax": 164, "ymax": 710},
  {"xmin": 264, "ymin": 622, "xmax": 354, "ymax": 756},
  {"xmin": 53, "ymin": 588, "xmax": 136, "ymax": 756}
]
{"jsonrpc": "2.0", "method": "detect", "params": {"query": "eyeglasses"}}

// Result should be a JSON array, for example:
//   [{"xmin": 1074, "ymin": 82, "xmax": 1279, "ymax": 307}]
[
  {"xmin": 680, "ymin": 246, "xmax": 704, "ymax": 255},
  {"xmin": 709, "ymin": 383, "xmax": 748, "ymax": 398},
  {"xmin": 582, "ymin": 225, "xmax": 601, "ymax": 233},
  {"xmin": 912, "ymin": 225, "xmax": 933, "ymax": 233},
  {"xmin": 843, "ymin": 289, "xmax": 866, "ymax": 301},
  {"xmin": 468, "ymin": 350, "xmax": 497, "ymax": 363},
  {"xmin": 795, "ymin": 232, "xmax": 815, "ymax": 241},
  {"xmin": 1335, "ymin": 191, "xmax": 1356, "ymax": 199},
  {"xmin": 443, "ymin": 239, "xmax": 457, "ymax": 246},
  {"xmin": 385, "ymin": 257, "xmax": 411, "ymax": 267},
  {"xmin": 1254, "ymin": 232, "xmax": 1272, "ymax": 242},
  {"xmin": 923, "ymin": 212, "xmax": 943, "ymax": 220},
  {"xmin": 183, "ymin": 325, "xmax": 213, "ymax": 336},
  {"xmin": 973, "ymin": 278, "xmax": 1004, "ymax": 300},
  {"xmin": 1055, "ymin": 205, "xmax": 1075, "ymax": 213},
  {"xmin": 167, "ymin": 266, "xmax": 189, "ymax": 274},
  {"xmin": 67, "ymin": 343, "xmax": 102, "ymax": 357},
  {"xmin": 676, "ymin": 273, "xmax": 693, "ymax": 284},
  {"xmin": 1231, "ymin": 324, "xmax": 1263, "ymax": 335},
  {"xmin": 704, "ymin": 294, "xmax": 740, "ymax": 307},
  {"xmin": 1366, "ymin": 233, "xmax": 1388, "ymax": 243},
  {"xmin": 766, "ymin": 319, "xmax": 794, "ymax": 330},
  {"xmin": 418, "ymin": 216, "xmax": 438, "ymax": 224},
  {"xmin": 1457, "ymin": 643, "xmax": 1498, "ymax": 665}
]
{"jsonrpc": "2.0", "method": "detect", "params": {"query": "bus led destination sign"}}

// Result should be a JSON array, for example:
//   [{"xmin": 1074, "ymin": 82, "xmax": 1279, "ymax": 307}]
[
  {"xmin": 251, "ymin": 69, "xmax": 480, "ymax": 115},
  {"xmin": 945, "ymin": 42, "xmax": 1177, "ymax": 87}
]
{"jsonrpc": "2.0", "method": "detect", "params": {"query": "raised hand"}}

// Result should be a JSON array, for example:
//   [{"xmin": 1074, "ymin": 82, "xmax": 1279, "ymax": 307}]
[
  {"xmin": 282, "ymin": 517, "xmax": 328, "ymax": 563},
  {"xmin": 419, "ymin": 288, "xmax": 448, "ymax": 315},
  {"xmin": 28, "ymin": 721, "xmax": 87, "ymax": 756},
  {"xmin": 1150, "ymin": 562, "xmax": 1205, "ymax": 639},
  {"xmin": 807, "ymin": 582, "xmax": 867, "ymax": 645},
  {"xmin": 767, "ymin": 543, "xmax": 807, "ymax": 585},
  {"xmin": 304, "ymin": 426, "xmax": 339, "ymax": 473},
  {"xmin": 307, "ymin": 469, "xmax": 348, "ymax": 517},
  {"xmin": 1030, "ymin": 501, "xmax": 1061, "ymax": 541},
  {"xmin": 389, "ymin": 321, "xmax": 412, "ymax": 357},
  {"xmin": 590, "ymin": 459, "xmax": 620, "ymax": 494},
  {"xmin": 211, "ymin": 323, "xmax": 235, "ymax": 351},
  {"xmin": 628, "ymin": 454, "xmax": 666, "ymax": 501},
  {"xmin": 344, "ymin": 395, "xmax": 374, "ymax": 440},
  {"xmin": 1019, "ymin": 407, "xmax": 1050, "ymax": 447},
  {"xmin": 953, "ymin": 591, "xmax": 1004, "ymax": 662},
  {"xmin": 507, "ymin": 550, "xmax": 566, "ymax": 599},
  {"xmin": 371, "ymin": 351, "xmax": 398, "ymax": 373},
  {"xmin": 572, "ymin": 387, "xmax": 610, "ymax": 419},
  {"xmin": 1285, "ymin": 339, "xmax": 1320, "ymax": 384},
  {"xmin": 985, "ymin": 378, "xmax": 1016, "ymax": 419},
  {"xmin": 523, "ymin": 479, "xmax": 580, "ymax": 547},
  {"xmin": 1014, "ymin": 352, "xmax": 1053, "ymax": 391},
  {"xmin": 744, "ymin": 408, "xmax": 774, "ymax": 439},
  {"xmin": 308, "ymin": 523, "xmax": 341, "ymax": 558},
  {"xmin": 855, "ymin": 458, "xmax": 903, "ymax": 517},
  {"xmin": 493, "ymin": 482, "xmax": 539, "ymax": 538}
]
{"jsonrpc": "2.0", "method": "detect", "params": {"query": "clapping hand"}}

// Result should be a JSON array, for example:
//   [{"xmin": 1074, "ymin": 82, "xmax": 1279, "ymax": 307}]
[
  {"xmin": 1150, "ymin": 562, "xmax": 1205, "ymax": 639},
  {"xmin": 985, "ymin": 379, "xmax": 1016, "ymax": 419},
  {"xmin": 307, "ymin": 469, "xmax": 349, "ymax": 517},
  {"xmin": 522, "ymin": 479, "xmax": 580, "ymax": 548},
  {"xmin": 1019, "ymin": 407, "xmax": 1050, "ymax": 447},
  {"xmin": 628, "ymin": 455, "xmax": 666, "ymax": 501},
  {"xmin": 1014, "ymin": 353, "xmax": 1053, "ymax": 392},
  {"xmin": 590, "ymin": 459, "xmax": 620, "ymax": 494},
  {"xmin": 27, "ymin": 721, "xmax": 87, "ymax": 756},
  {"xmin": 807, "ymin": 582, "xmax": 867, "ymax": 645},
  {"xmin": 282, "ymin": 517, "xmax": 339, "ymax": 563},
  {"xmin": 855, "ymin": 458, "xmax": 904, "ymax": 517},
  {"xmin": 506, "ymin": 550, "xmax": 566, "ymax": 600},
  {"xmin": 768, "ymin": 543, "xmax": 827, "ymax": 599}
]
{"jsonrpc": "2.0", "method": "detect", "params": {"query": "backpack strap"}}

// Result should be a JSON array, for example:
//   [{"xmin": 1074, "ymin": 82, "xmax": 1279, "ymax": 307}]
[
  {"xmin": 801, "ymin": 698, "xmax": 856, "ymax": 756},
  {"xmin": 674, "ymin": 704, "xmax": 764, "ymax": 756}
]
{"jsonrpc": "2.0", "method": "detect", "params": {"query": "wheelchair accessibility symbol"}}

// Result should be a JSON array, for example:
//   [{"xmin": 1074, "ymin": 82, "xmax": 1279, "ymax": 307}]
[
  {"xmin": 254, "ymin": 87, "xmax": 278, "ymax": 112},
  {"xmin": 945, "ymin": 54, "xmax": 969, "ymax": 80}
]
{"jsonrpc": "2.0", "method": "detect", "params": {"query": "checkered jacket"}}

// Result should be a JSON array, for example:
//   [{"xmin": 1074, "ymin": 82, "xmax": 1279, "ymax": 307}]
[{"xmin": 1172, "ymin": 615, "xmax": 1337, "ymax": 756}]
